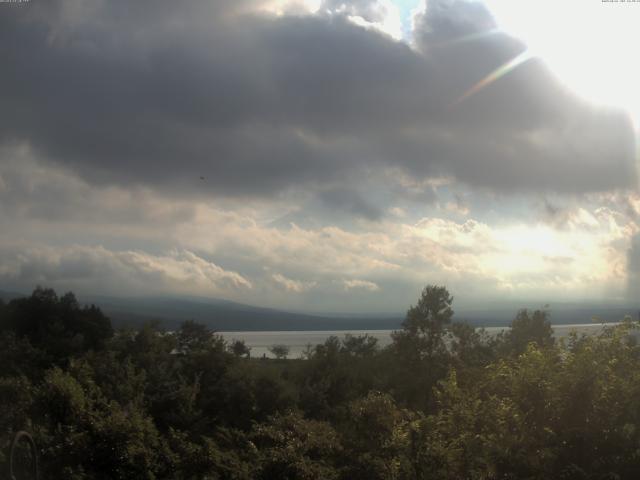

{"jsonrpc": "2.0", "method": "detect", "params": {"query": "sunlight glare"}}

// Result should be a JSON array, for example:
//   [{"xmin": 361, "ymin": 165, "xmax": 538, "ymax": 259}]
[{"xmin": 484, "ymin": 0, "xmax": 640, "ymax": 118}]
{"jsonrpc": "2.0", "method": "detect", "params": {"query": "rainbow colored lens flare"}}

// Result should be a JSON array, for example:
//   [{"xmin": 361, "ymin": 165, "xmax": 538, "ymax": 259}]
[{"xmin": 453, "ymin": 49, "xmax": 534, "ymax": 106}]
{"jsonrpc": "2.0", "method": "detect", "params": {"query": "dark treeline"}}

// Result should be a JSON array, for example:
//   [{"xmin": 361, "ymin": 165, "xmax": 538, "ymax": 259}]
[{"xmin": 2, "ymin": 285, "xmax": 640, "ymax": 479}]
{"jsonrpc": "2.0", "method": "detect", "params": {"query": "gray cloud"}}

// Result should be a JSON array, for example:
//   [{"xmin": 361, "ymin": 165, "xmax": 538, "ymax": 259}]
[
  {"xmin": 0, "ymin": 0, "xmax": 635, "ymax": 204},
  {"xmin": 415, "ymin": 0, "xmax": 496, "ymax": 45},
  {"xmin": 317, "ymin": 187, "xmax": 384, "ymax": 221}
]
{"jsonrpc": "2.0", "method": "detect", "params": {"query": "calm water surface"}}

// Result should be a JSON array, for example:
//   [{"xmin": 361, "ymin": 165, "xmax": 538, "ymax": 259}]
[{"xmin": 221, "ymin": 323, "xmax": 618, "ymax": 358}]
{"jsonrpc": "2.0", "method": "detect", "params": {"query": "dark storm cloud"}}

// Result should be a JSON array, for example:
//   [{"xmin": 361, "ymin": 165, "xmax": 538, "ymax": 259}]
[{"xmin": 0, "ymin": 0, "xmax": 635, "ymax": 199}]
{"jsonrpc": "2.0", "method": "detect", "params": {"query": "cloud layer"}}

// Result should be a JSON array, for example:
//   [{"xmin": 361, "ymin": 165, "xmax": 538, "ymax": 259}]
[
  {"xmin": 1, "ymin": 0, "xmax": 634, "ymax": 198},
  {"xmin": 1, "ymin": 0, "xmax": 638, "ymax": 312}
]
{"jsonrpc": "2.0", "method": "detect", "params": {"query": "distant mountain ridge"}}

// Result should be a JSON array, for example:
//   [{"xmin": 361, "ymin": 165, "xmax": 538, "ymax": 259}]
[
  {"xmin": 0, "ymin": 290, "xmax": 403, "ymax": 331},
  {"xmin": 0, "ymin": 289, "xmax": 636, "ymax": 331},
  {"xmin": 84, "ymin": 294, "xmax": 405, "ymax": 331}
]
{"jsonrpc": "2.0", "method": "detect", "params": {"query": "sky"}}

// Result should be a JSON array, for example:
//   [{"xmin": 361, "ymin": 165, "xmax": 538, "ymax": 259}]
[{"xmin": 1, "ymin": 0, "xmax": 640, "ymax": 314}]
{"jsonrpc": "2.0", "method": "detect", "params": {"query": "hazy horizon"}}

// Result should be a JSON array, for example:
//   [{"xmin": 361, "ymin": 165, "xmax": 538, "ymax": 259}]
[{"xmin": 4, "ymin": 287, "xmax": 638, "ymax": 329}]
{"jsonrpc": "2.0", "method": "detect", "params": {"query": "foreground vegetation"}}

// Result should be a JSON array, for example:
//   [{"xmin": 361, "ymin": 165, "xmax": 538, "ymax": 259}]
[{"xmin": 2, "ymin": 286, "xmax": 640, "ymax": 479}]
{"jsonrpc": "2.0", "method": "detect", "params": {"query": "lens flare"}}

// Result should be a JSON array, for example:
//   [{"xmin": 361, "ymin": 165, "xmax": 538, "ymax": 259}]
[{"xmin": 452, "ymin": 49, "xmax": 533, "ymax": 106}]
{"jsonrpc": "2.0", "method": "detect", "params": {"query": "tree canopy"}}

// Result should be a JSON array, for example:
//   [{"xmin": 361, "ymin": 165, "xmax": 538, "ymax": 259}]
[{"xmin": 1, "ymin": 285, "xmax": 639, "ymax": 479}]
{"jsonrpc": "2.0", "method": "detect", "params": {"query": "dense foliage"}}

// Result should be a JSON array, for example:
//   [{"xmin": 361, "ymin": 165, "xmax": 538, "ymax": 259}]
[{"xmin": 2, "ymin": 285, "xmax": 640, "ymax": 479}]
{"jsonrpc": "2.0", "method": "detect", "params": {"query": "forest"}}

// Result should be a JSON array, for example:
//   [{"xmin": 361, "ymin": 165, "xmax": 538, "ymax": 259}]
[{"xmin": 2, "ymin": 285, "xmax": 640, "ymax": 479}]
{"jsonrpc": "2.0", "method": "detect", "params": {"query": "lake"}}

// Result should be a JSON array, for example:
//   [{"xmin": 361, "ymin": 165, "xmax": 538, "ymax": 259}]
[{"xmin": 220, "ymin": 322, "xmax": 619, "ymax": 358}]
